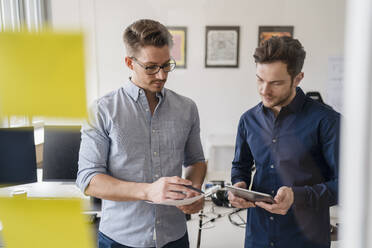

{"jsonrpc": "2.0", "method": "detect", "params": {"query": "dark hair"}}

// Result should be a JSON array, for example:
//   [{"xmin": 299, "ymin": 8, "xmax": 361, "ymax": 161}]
[
  {"xmin": 253, "ymin": 36, "xmax": 306, "ymax": 79},
  {"xmin": 123, "ymin": 19, "xmax": 173, "ymax": 56}
]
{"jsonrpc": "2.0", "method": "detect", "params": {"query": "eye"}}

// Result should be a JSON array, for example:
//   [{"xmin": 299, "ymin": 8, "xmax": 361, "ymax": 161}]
[
  {"xmin": 163, "ymin": 63, "xmax": 171, "ymax": 69},
  {"xmin": 145, "ymin": 65, "xmax": 159, "ymax": 71}
]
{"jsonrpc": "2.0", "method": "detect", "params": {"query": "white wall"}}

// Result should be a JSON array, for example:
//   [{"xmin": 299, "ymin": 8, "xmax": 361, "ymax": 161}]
[{"xmin": 50, "ymin": 0, "xmax": 346, "ymax": 153}]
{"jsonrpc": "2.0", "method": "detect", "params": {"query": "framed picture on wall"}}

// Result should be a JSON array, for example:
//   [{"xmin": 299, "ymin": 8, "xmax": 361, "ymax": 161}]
[
  {"xmin": 205, "ymin": 26, "xmax": 240, "ymax": 68},
  {"xmin": 258, "ymin": 26, "xmax": 294, "ymax": 46},
  {"xmin": 168, "ymin": 26, "xmax": 187, "ymax": 68}
]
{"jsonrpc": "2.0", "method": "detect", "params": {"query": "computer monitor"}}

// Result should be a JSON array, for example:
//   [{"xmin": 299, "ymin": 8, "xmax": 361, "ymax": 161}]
[
  {"xmin": 0, "ymin": 127, "xmax": 37, "ymax": 186},
  {"xmin": 42, "ymin": 125, "xmax": 81, "ymax": 181}
]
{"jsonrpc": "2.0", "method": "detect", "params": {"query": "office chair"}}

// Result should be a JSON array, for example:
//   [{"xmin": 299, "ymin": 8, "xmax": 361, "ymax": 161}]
[
  {"xmin": 42, "ymin": 125, "xmax": 81, "ymax": 181},
  {"xmin": 305, "ymin": 91, "xmax": 324, "ymax": 103},
  {"xmin": 0, "ymin": 127, "xmax": 37, "ymax": 186}
]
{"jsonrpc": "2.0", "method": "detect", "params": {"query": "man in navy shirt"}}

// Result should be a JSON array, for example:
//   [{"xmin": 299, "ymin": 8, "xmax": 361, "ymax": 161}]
[{"xmin": 228, "ymin": 36, "xmax": 340, "ymax": 248}]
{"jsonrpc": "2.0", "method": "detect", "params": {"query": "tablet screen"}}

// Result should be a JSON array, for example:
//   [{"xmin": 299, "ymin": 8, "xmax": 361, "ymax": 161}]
[{"xmin": 225, "ymin": 185, "xmax": 275, "ymax": 204}]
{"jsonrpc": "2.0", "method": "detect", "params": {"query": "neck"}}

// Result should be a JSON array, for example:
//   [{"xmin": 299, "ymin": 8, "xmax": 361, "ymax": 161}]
[
  {"xmin": 271, "ymin": 87, "xmax": 297, "ymax": 117},
  {"xmin": 145, "ymin": 90, "xmax": 158, "ymax": 103}
]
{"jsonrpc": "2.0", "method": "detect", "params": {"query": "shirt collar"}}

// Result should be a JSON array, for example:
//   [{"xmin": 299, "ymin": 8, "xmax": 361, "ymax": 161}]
[
  {"xmin": 286, "ymin": 87, "xmax": 306, "ymax": 113},
  {"xmin": 123, "ymin": 78, "xmax": 165, "ymax": 102},
  {"xmin": 257, "ymin": 87, "xmax": 306, "ymax": 114}
]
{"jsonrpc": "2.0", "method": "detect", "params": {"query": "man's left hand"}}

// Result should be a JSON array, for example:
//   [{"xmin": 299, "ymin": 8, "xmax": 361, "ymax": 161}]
[
  {"xmin": 177, "ymin": 195, "xmax": 204, "ymax": 214},
  {"xmin": 255, "ymin": 186, "xmax": 294, "ymax": 215}
]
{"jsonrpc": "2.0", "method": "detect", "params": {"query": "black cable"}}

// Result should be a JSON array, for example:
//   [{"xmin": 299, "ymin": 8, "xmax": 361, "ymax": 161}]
[
  {"xmin": 196, "ymin": 210, "xmax": 203, "ymax": 248},
  {"xmin": 228, "ymin": 208, "xmax": 246, "ymax": 228}
]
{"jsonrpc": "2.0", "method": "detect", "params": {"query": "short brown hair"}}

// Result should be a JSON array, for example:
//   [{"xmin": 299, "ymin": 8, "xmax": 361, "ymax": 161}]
[
  {"xmin": 123, "ymin": 19, "xmax": 173, "ymax": 56},
  {"xmin": 253, "ymin": 36, "xmax": 306, "ymax": 79}
]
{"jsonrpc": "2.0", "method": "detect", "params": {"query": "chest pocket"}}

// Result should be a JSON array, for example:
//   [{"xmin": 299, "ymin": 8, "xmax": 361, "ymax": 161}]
[{"xmin": 161, "ymin": 120, "xmax": 189, "ymax": 151}]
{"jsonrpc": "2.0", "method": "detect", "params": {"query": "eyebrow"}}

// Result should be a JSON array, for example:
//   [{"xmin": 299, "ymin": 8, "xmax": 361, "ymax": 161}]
[
  {"xmin": 144, "ymin": 59, "xmax": 171, "ymax": 65},
  {"xmin": 256, "ymin": 74, "xmax": 286, "ymax": 84}
]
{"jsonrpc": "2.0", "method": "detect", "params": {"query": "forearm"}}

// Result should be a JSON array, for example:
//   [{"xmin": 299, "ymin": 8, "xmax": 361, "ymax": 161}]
[
  {"xmin": 231, "ymin": 163, "xmax": 252, "ymax": 188},
  {"xmin": 184, "ymin": 161, "xmax": 207, "ymax": 189},
  {"xmin": 292, "ymin": 179, "xmax": 338, "ymax": 209},
  {"xmin": 85, "ymin": 174, "xmax": 149, "ymax": 201}
]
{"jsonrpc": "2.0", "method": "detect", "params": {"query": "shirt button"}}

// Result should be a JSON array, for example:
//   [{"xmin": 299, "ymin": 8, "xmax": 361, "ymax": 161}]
[
  {"xmin": 156, "ymin": 220, "xmax": 160, "ymax": 224},
  {"xmin": 270, "ymin": 216, "xmax": 274, "ymax": 221},
  {"xmin": 270, "ymin": 242, "xmax": 274, "ymax": 246},
  {"xmin": 152, "ymin": 129, "xmax": 156, "ymax": 133},
  {"xmin": 270, "ymin": 164, "xmax": 274, "ymax": 169},
  {"xmin": 153, "ymin": 152, "xmax": 157, "ymax": 156},
  {"xmin": 146, "ymin": 109, "xmax": 149, "ymax": 112},
  {"xmin": 155, "ymin": 174, "xmax": 159, "ymax": 178},
  {"xmin": 271, "ymin": 190, "xmax": 275, "ymax": 194},
  {"xmin": 272, "ymin": 138, "xmax": 277, "ymax": 143}
]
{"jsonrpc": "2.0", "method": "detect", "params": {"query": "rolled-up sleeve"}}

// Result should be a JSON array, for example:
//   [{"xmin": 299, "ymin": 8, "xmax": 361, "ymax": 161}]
[
  {"xmin": 76, "ymin": 100, "xmax": 110, "ymax": 193},
  {"xmin": 183, "ymin": 102, "xmax": 205, "ymax": 167}
]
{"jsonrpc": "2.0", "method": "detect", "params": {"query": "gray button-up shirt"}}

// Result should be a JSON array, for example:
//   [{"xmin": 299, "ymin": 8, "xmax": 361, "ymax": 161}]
[{"xmin": 76, "ymin": 80, "xmax": 205, "ymax": 247}]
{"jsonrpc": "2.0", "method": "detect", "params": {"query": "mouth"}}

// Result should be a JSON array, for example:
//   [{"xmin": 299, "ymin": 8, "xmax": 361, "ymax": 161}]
[
  {"xmin": 151, "ymin": 81, "xmax": 165, "ymax": 87},
  {"xmin": 262, "ymin": 96, "xmax": 273, "ymax": 102}
]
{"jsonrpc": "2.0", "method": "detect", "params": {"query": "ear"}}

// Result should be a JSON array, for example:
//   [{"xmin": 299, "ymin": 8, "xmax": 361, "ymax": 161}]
[
  {"xmin": 293, "ymin": 72, "xmax": 304, "ymax": 87},
  {"xmin": 125, "ymin": 56, "xmax": 134, "ymax": 70}
]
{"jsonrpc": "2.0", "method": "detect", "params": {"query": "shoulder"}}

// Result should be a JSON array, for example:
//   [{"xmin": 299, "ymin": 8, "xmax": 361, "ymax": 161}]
[
  {"xmin": 239, "ymin": 103, "xmax": 262, "ymax": 123},
  {"xmin": 164, "ymin": 88, "xmax": 198, "ymax": 113},
  {"xmin": 165, "ymin": 88, "xmax": 196, "ymax": 106},
  {"xmin": 303, "ymin": 97, "xmax": 340, "ymax": 122},
  {"xmin": 96, "ymin": 87, "xmax": 125, "ymax": 109}
]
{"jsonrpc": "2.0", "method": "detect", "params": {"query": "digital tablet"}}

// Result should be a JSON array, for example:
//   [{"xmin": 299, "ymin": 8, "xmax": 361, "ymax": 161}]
[{"xmin": 225, "ymin": 185, "xmax": 275, "ymax": 204}]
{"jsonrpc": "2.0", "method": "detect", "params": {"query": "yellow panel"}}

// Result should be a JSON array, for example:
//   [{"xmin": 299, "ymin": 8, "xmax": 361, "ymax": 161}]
[
  {"xmin": 0, "ymin": 197, "xmax": 94, "ymax": 248},
  {"xmin": 0, "ymin": 31, "xmax": 87, "ymax": 118}
]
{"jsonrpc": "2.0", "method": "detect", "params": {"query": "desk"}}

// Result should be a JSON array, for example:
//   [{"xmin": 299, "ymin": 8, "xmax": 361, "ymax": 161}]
[
  {"xmin": 0, "ymin": 182, "xmax": 99, "ymax": 248},
  {"xmin": 0, "ymin": 182, "xmax": 84, "ymax": 198}
]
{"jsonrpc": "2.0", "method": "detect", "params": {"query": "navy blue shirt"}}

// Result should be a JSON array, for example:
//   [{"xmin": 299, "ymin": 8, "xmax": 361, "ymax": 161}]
[{"xmin": 231, "ymin": 87, "xmax": 340, "ymax": 248}]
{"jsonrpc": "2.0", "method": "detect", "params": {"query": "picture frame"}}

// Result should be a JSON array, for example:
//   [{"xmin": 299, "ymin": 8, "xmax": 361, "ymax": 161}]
[
  {"xmin": 258, "ymin": 26, "xmax": 294, "ymax": 46},
  {"xmin": 168, "ymin": 26, "xmax": 187, "ymax": 68},
  {"xmin": 205, "ymin": 26, "xmax": 240, "ymax": 68}
]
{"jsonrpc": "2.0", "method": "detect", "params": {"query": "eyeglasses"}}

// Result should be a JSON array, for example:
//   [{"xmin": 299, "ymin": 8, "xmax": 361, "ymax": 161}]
[{"xmin": 130, "ymin": 57, "xmax": 176, "ymax": 75}]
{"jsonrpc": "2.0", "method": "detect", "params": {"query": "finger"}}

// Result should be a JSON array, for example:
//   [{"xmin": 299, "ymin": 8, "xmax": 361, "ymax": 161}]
[
  {"xmin": 255, "ymin": 201, "xmax": 278, "ymax": 212},
  {"xmin": 275, "ymin": 188, "xmax": 286, "ymax": 202},
  {"xmin": 230, "ymin": 196, "xmax": 255, "ymax": 208},
  {"xmin": 167, "ymin": 176, "xmax": 192, "ymax": 185},
  {"xmin": 178, "ymin": 202, "xmax": 201, "ymax": 214},
  {"xmin": 165, "ymin": 191, "xmax": 186, "ymax": 200},
  {"xmin": 167, "ymin": 184, "xmax": 200, "ymax": 198},
  {"xmin": 168, "ymin": 183, "xmax": 195, "ymax": 195},
  {"xmin": 179, "ymin": 185, "xmax": 202, "ymax": 196}
]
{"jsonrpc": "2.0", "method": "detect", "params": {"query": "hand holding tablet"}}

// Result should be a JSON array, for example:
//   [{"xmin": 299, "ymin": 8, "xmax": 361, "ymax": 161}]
[{"xmin": 225, "ymin": 185, "xmax": 275, "ymax": 204}]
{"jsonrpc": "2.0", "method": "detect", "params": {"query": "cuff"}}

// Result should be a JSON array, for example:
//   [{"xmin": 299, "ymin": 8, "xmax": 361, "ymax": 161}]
[{"xmin": 291, "ymin": 186, "xmax": 308, "ymax": 208}]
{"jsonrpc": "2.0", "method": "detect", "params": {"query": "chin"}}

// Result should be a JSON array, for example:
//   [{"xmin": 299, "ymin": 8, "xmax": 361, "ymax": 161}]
[{"xmin": 262, "ymin": 100, "xmax": 273, "ymax": 108}]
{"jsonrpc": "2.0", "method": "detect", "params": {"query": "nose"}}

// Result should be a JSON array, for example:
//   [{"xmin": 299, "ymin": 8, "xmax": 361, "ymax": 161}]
[
  {"xmin": 260, "ymin": 82, "xmax": 270, "ymax": 95},
  {"xmin": 155, "ymin": 68, "xmax": 167, "ymax": 80}
]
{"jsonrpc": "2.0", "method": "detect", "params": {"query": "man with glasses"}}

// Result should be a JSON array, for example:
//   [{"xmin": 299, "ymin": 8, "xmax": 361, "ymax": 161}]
[{"xmin": 77, "ymin": 19, "xmax": 206, "ymax": 248}]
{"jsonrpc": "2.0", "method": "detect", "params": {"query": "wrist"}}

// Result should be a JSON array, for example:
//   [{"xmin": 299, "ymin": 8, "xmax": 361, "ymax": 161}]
[{"xmin": 140, "ymin": 183, "xmax": 151, "ymax": 201}]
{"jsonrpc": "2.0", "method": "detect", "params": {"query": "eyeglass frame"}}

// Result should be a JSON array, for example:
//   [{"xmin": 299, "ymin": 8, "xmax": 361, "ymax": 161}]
[{"xmin": 129, "ymin": 56, "xmax": 176, "ymax": 75}]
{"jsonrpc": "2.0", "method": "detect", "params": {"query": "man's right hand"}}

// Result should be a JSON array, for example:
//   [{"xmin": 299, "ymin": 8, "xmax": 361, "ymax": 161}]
[
  {"xmin": 144, "ymin": 176, "xmax": 195, "ymax": 204},
  {"xmin": 227, "ymin": 181, "xmax": 256, "ymax": 209}
]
